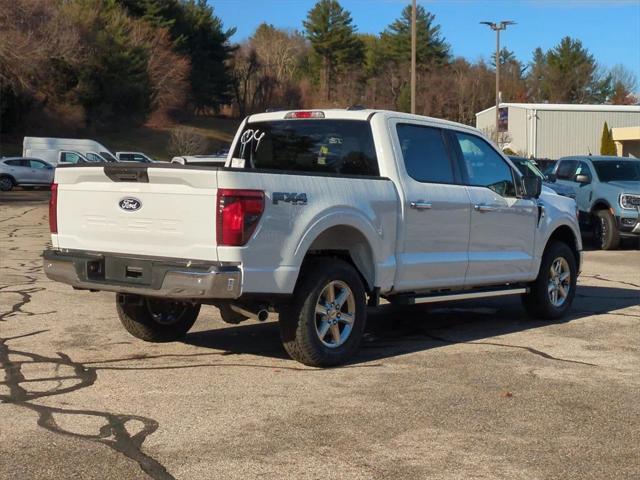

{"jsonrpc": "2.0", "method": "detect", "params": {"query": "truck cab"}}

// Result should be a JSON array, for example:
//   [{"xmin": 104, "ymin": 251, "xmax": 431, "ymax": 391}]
[{"xmin": 552, "ymin": 155, "xmax": 640, "ymax": 249}]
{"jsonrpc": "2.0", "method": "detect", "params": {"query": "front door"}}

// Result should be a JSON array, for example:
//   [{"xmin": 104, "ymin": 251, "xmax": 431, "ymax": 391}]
[
  {"xmin": 451, "ymin": 131, "xmax": 537, "ymax": 286},
  {"xmin": 392, "ymin": 121, "xmax": 471, "ymax": 292}
]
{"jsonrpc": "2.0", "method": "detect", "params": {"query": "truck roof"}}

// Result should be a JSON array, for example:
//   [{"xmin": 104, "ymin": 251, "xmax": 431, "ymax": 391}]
[
  {"xmin": 247, "ymin": 109, "xmax": 480, "ymax": 135},
  {"xmin": 561, "ymin": 155, "xmax": 639, "ymax": 162}
]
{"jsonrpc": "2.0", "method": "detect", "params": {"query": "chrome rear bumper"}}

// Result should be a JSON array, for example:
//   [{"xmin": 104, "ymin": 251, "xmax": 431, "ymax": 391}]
[{"xmin": 43, "ymin": 250, "xmax": 241, "ymax": 299}]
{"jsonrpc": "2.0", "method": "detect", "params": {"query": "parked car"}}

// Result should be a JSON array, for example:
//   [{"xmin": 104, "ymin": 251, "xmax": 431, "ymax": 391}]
[
  {"xmin": 509, "ymin": 156, "xmax": 575, "ymax": 198},
  {"xmin": 0, "ymin": 157, "xmax": 55, "ymax": 191},
  {"xmin": 116, "ymin": 151, "xmax": 157, "ymax": 163},
  {"xmin": 44, "ymin": 109, "xmax": 582, "ymax": 367},
  {"xmin": 551, "ymin": 155, "xmax": 640, "ymax": 249},
  {"xmin": 23, "ymin": 137, "xmax": 118, "ymax": 165}
]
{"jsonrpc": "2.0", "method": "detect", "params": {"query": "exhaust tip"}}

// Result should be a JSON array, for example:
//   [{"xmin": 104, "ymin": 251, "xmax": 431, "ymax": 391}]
[{"xmin": 257, "ymin": 310, "xmax": 269, "ymax": 322}]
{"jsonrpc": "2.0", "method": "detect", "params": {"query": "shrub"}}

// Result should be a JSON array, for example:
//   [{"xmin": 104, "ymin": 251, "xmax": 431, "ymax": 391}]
[{"xmin": 168, "ymin": 127, "xmax": 209, "ymax": 157}]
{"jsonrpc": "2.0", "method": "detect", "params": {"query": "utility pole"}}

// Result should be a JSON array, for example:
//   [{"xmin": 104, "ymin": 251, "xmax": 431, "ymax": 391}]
[
  {"xmin": 411, "ymin": 0, "xmax": 416, "ymax": 114},
  {"xmin": 480, "ymin": 20, "xmax": 515, "ymax": 143}
]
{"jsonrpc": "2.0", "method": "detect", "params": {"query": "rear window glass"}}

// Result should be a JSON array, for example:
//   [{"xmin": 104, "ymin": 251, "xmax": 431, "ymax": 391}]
[{"xmin": 231, "ymin": 120, "xmax": 379, "ymax": 176}]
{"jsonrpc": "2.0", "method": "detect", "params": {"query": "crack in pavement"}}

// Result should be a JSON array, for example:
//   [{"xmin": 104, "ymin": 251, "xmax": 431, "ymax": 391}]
[
  {"xmin": 0, "ymin": 331, "xmax": 175, "ymax": 480},
  {"xmin": 415, "ymin": 331, "xmax": 599, "ymax": 367},
  {"xmin": 581, "ymin": 274, "xmax": 640, "ymax": 290}
]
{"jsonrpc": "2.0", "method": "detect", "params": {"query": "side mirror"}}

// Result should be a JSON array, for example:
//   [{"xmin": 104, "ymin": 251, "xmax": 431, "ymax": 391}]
[
  {"xmin": 546, "ymin": 173, "xmax": 557, "ymax": 182},
  {"xmin": 522, "ymin": 175, "xmax": 542, "ymax": 199},
  {"xmin": 575, "ymin": 174, "xmax": 590, "ymax": 184}
]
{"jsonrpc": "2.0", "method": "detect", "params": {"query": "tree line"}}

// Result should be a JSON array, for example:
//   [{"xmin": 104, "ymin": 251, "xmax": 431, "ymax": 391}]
[{"xmin": 1, "ymin": 0, "xmax": 637, "ymax": 135}]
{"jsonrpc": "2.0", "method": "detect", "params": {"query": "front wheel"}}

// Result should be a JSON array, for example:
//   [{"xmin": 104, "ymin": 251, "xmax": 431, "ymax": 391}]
[
  {"xmin": 593, "ymin": 209, "xmax": 620, "ymax": 250},
  {"xmin": 279, "ymin": 258, "xmax": 367, "ymax": 367},
  {"xmin": 522, "ymin": 242, "xmax": 577, "ymax": 320},
  {"xmin": 116, "ymin": 294, "xmax": 200, "ymax": 342}
]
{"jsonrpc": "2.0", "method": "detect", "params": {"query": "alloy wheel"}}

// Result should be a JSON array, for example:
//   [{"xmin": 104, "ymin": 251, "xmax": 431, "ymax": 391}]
[
  {"xmin": 547, "ymin": 257, "xmax": 571, "ymax": 307},
  {"xmin": 314, "ymin": 280, "xmax": 355, "ymax": 348}
]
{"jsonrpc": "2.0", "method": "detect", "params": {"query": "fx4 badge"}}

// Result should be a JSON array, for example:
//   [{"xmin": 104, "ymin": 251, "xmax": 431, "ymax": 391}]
[{"xmin": 273, "ymin": 192, "xmax": 307, "ymax": 205}]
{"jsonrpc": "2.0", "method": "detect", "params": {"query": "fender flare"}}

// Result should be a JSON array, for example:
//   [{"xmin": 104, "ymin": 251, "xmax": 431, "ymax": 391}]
[{"xmin": 292, "ymin": 208, "xmax": 384, "ymax": 287}]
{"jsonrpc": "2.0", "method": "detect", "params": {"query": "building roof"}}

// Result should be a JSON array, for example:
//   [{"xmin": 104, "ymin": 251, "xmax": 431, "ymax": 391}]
[{"xmin": 476, "ymin": 103, "xmax": 640, "ymax": 116}]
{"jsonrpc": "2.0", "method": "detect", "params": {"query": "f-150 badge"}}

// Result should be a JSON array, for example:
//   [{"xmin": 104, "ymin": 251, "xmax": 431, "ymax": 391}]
[{"xmin": 273, "ymin": 192, "xmax": 307, "ymax": 205}]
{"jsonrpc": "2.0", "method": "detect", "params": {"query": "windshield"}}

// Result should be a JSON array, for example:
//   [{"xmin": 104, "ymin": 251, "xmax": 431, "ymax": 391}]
[
  {"xmin": 593, "ymin": 160, "xmax": 640, "ymax": 182},
  {"xmin": 231, "ymin": 120, "xmax": 379, "ymax": 176},
  {"xmin": 512, "ymin": 158, "xmax": 545, "ymax": 179},
  {"xmin": 99, "ymin": 151, "xmax": 118, "ymax": 162}
]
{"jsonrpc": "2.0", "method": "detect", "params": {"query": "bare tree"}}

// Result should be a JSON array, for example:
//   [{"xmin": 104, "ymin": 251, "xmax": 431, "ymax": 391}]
[{"xmin": 168, "ymin": 127, "xmax": 209, "ymax": 157}]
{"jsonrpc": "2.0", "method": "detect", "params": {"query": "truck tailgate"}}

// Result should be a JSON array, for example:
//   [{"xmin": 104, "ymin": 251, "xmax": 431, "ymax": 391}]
[{"xmin": 54, "ymin": 165, "xmax": 219, "ymax": 261}]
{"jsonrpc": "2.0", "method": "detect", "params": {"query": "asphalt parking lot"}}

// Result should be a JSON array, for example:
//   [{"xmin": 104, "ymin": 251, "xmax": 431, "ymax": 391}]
[{"xmin": 1, "ymin": 190, "xmax": 639, "ymax": 480}]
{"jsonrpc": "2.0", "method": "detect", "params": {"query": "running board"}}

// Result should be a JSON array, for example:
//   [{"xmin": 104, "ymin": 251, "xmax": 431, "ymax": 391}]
[{"xmin": 392, "ymin": 287, "xmax": 528, "ymax": 305}]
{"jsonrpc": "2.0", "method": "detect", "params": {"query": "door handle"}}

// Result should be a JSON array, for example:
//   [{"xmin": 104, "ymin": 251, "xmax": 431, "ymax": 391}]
[
  {"xmin": 410, "ymin": 201, "xmax": 432, "ymax": 210},
  {"xmin": 474, "ymin": 204, "xmax": 497, "ymax": 213}
]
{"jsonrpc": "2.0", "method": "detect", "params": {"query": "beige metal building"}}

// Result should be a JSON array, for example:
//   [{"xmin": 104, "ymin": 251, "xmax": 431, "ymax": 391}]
[
  {"xmin": 475, "ymin": 103, "xmax": 640, "ymax": 159},
  {"xmin": 612, "ymin": 126, "xmax": 640, "ymax": 158}
]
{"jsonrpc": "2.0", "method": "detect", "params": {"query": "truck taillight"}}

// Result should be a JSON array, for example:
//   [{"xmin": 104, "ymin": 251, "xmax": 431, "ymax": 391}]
[
  {"xmin": 49, "ymin": 183, "xmax": 58, "ymax": 234},
  {"xmin": 216, "ymin": 189, "xmax": 264, "ymax": 246}
]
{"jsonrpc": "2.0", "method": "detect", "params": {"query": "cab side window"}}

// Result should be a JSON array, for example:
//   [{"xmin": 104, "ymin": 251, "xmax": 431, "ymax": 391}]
[
  {"xmin": 60, "ymin": 152, "xmax": 82, "ymax": 164},
  {"xmin": 454, "ymin": 132, "xmax": 516, "ymax": 197},
  {"xmin": 556, "ymin": 160, "xmax": 578, "ymax": 180},
  {"xmin": 396, "ymin": 124, "xmax": 455, "ymax": 184},
  {"xmin": 575, "ymin": 161, "xmax": 592, "ymax": 180}
]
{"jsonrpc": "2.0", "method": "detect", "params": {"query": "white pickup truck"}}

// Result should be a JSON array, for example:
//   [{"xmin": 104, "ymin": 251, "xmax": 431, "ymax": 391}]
[{"xmin": 44, "ymin": 109, "xmax": 582, "ymax": 366}]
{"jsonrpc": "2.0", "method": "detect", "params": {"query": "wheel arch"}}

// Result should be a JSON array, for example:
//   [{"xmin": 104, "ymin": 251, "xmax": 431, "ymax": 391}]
[
  {"xmin": 545, "ymin": 225, "xmax": 581, "ymax": 271},
  {"xmin": 591, "ymin": 198, "xmax": 613, "ymax": 213},
  {"xmin": 299, "ymin": 224, "xmax": 377, "ymax": 292}
]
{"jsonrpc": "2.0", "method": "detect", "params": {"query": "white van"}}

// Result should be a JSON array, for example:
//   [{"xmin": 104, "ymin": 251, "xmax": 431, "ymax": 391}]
[{"xmin": 23, "ymin": 137, "xmax": 118, "ymax": 165}]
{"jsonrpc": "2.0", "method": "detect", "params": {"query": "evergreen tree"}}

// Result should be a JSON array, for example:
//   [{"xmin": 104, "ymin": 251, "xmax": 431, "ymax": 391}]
[
  {"xmin": 303, "ymin": 0, "xmax": 364, "ymax": 102},
  {"xmin": 600, "ymin": 122, "xmax": 616, "ymax": 155},
  {"xmin": 116, "ymin": 0, "xmax": 235, "ymax": 113},
  {"xmin": 74, "ymin": 4, "xmax": 152, "ymax": 126},
  {"xmin": 526, "ymin": 47, "xmax": 548, "ymax": 102},
  {"xmin": 543, "ymin": 37, "xmax": 611, "ymax": 103},
  {"xmin": 379, "ymin": 5, "xmax": 449, "ymax": 66}
]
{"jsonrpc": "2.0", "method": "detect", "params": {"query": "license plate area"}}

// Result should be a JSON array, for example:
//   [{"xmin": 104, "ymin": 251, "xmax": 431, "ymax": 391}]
[{"xmin": 104, "ymin": 257, "xmax": 152, "ymax": 285}]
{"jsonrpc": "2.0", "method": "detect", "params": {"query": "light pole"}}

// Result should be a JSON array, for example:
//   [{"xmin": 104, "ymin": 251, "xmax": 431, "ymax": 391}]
[
  {"xmin": 411, "ymin": 0, "xmax": 417, "ymax": 114},
  {"xmin": 480, "ymin": 20, "xmax": 515, "ymax": 143}
]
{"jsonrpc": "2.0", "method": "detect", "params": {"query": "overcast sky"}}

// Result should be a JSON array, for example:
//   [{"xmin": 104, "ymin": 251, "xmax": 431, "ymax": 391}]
[{"xmin": 212, "ymin": 0, "xmax": 640, "ymax": 81}]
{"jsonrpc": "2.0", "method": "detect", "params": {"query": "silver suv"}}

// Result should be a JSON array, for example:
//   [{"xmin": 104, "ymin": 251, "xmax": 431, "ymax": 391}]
[{"xmin": 0, "ymin": 157, "xmax": 55, "ymax": 191}]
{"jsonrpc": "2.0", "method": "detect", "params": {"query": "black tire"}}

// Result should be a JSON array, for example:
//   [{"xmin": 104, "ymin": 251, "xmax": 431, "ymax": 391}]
[
  {"xmin": 216, "ymin": 303, "xmax": 249, "ymax": 324},
  {"xmin": 279, "ymin": 258, "xmax": 367, "ymax": 367},
  {"xmin": 522, "ymin": 241, "xmax": 577, "ymax": 320},
  {"xmin": 116, "ymin": 294, "xmax": 200, "ymax": 342},
  {"xmin": 0, "ymin": 176, "xmax": 14, "ymax": 192},
  {"xmin": 593, "ymin": 209, "xmax": 620, "ymax": 250}
]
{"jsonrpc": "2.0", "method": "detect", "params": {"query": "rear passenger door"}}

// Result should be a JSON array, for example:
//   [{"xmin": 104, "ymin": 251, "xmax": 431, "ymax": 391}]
[
  {"xmin": 392, "ymin": 121, "xmax": 471, "ymax": 291},
  {"xmin": 28, "ymin": 159, "xmax": 54, "ymax": 184},
  {"xmin": 451, "ymin": 131, "xmax": 537, "ymax": 286}
]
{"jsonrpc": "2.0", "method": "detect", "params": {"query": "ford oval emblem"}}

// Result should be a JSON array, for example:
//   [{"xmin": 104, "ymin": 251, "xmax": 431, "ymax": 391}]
[{"xmin": 119, "ymin": 197, "xmax": 142, "ymax": 212}]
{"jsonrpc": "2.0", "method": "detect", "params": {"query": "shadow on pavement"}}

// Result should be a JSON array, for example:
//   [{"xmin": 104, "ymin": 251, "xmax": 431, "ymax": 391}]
[
  {"xmin": 0, "ymin": 188, "xmax": 51, "ymax": 204},
  {"xmin": 183, "ymin": 284, "xmax": 639, "ymax": 365}
]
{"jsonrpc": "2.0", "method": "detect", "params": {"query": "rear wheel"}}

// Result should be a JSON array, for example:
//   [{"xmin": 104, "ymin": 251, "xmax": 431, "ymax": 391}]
[
  {"xmin": 279, "ymin": 258, "xmax": 366, "ymax": 367},
  {"xmin": 116, "ymin": 294, "xmax": 200, "ymax": 342},
  {"xmin": 522, "ymin": 242, "xmax": 577, "ymax": 320},
  {"xmin": 0, "ymin": 176, "xmax": 14, "ymax": 191},
  {"xmin": 593, "ymin": 209, "xmax": 620, "ymax": 250}
]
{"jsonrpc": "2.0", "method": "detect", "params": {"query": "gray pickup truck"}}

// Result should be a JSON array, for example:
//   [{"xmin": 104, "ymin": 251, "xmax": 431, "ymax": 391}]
[{"xmin": 551, "ymin": 155, "xmax": 640, "ymax": 249}]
